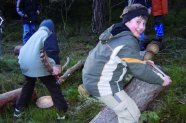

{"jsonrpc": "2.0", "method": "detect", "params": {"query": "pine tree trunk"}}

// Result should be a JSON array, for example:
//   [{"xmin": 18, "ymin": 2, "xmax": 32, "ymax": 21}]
[
  {"xmin": 0, "ymin": 29, "xmax": 2, "ymax": 56},
  {"xmin": 92, "ymin": 0, "xmax": 106, "ymax": 33},
  {"xmin": 0, "ymin": 10, "xmax": 4, "ymax": 56}
]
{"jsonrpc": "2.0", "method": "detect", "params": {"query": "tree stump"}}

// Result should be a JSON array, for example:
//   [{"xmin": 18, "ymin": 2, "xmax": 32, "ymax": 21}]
[{"xmin": 90, "ymin": 78, "xmax": 164, "ymax": 123}]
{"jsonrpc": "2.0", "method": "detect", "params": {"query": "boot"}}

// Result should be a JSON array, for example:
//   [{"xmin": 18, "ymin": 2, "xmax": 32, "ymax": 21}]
[
  {"xmin": 56, "ymin": 111, "xmax": 68, "ymax": 121},
  {"xmin": 13, "ymin": 108, "xmax": 24, "ymax": 119}
]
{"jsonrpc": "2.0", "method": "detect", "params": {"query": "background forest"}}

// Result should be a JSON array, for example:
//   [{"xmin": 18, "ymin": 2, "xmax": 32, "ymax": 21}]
[{"xmin": 0, "ymin": 0, "xmax": 186, "ymax": 123}]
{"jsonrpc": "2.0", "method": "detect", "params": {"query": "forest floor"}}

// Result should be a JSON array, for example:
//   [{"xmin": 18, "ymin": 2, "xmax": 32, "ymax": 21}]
[{"xmin": 0, "ymin": 20, "xmax": 186, "ymax": 123}]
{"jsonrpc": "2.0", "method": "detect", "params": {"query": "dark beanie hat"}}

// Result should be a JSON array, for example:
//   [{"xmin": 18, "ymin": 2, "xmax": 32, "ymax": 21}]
[
  {"xmin": 39, "ymin": 19, "xmax": 54, "ymax": 32},
  {"xmin": 120, "ymin": 4, "xmax": 148, "ymax": 24}
]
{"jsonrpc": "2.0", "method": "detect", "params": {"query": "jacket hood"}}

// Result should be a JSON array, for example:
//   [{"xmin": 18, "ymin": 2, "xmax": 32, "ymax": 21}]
[
  {"xmin": 99, "ymin": 22, "xmax": 132, "ymax": 43},
  {"xmin": 39, "ymin": 19, "xmax": 54, "ymax": 32}
]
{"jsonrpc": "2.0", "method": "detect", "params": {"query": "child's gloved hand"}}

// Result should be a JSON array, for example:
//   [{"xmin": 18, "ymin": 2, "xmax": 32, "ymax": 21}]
[
  {"xmin": 162, "ymin": 75, "xmax": 172, "ymax": 86},
  {"xmin": 52, "ymin": 65, "xmax": 62, "ymax": 76}
]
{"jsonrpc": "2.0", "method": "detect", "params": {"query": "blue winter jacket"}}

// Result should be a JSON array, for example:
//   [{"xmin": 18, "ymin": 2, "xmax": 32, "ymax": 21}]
[
  {"xmin": 16, "ymin": 0, "xmax": 41, "ymax": 24},
  {"xmin": 44, "ymin": 33, "xmax": 60, "ymax": 65}
]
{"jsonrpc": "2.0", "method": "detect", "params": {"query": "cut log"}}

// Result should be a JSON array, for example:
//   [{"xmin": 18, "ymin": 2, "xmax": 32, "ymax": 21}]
[
  {"xmin": 90, "ymin": 78, "xmax": 164, "ymax": 123},
  {"xmin": 0, "ymin": 88, "xmax": 37, "ymax": 109}
]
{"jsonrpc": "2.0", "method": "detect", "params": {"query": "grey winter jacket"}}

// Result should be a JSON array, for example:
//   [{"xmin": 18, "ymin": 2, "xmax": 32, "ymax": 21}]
[
  {"xmin": 82, "ymin": 24, "xmax": 163, "ymax": 97},
  {"xmin": 18, "ymin": 26, "xmax": 54, "ymax": 77}
]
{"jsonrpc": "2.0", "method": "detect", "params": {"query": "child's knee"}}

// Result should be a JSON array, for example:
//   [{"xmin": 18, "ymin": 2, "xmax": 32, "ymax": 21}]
[{"xmin": 113, "ymin": 99, "xmax": 140, "ymax": 122}]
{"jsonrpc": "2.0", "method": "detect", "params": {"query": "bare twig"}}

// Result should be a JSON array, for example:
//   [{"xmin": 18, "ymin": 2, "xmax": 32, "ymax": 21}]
[{"xmin": 62, "ymin": 57, "xmax": 70, "ymax": 70}]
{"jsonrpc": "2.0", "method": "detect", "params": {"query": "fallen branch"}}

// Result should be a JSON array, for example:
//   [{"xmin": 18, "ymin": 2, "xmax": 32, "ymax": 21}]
[
  {"xmin": 57, "ymin": 60, "xmax": 85, "ymax": 84},
  {"xmin": 62, "ymin": 57, "xmax": 70, "ymax": 70}
]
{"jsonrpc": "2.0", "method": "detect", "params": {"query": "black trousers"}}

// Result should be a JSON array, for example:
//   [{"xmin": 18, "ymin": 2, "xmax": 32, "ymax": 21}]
[
  {"xmin": 154, "ymin": 15, "xmax": 163, "ymax": 25},
  {"xmin": 16, "ymin": 75, "xmax": 68, "ymax": 112}
]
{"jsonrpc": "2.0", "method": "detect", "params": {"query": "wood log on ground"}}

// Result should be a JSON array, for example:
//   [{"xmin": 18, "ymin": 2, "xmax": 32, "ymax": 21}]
[
  {"xmin": 0, "ymin": 88, "xmax": 37, "ymax": 109},
  {"xmin": 90, "ymin": 78, "xmax": 164, "ymax": 123}
]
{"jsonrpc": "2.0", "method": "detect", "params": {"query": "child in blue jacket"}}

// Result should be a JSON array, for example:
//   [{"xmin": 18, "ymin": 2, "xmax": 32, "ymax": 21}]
[{"xmin": 16, "ymin": 0, "xmax": 41, "ymax": 44}]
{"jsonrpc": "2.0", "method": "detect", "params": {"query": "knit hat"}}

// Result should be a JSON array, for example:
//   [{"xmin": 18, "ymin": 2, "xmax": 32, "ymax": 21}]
[
  {"xmin": 120, "ymin": 4, "xmax": 148, "ymax": 24},
  {"xmin": 39, "ymin": 19, "xmax": 54, "ymax": 32}
]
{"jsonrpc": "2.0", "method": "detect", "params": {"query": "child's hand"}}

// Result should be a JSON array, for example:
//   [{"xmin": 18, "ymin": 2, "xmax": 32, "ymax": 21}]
[
  {"xmin": 52, "ymin": 65, "xmax": 62, "ymax": 76},
  {"xmin": 145, "ymin": 60, "xmax": 154, "ymax": 65},
  {"xmin": 162, "ymin": 75, "xmax": 172, "ymax": 86}
]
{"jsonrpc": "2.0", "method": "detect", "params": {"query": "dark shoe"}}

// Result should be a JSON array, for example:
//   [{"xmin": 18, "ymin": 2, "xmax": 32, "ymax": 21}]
[
  {"xmin": 13, "ymin": 108, "xmax": 24, "ymax": 119},
  {"xmin": 56, "ymin": 111, "xmax": 69, "ymax": 121},
  {"xmin": 56, "ymin": 113, "xmax": 66, "ymax": 120},
  {"xmin": 153, "ymin": 37, "xmax": 162, "ymax": 43}
]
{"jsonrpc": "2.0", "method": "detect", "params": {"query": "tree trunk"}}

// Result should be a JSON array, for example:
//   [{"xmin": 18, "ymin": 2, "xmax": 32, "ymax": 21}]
[
  {"xmin": 0, "ymin": 88, "xmax": 37, "ymax": 109},
  {"xmin": 0, "ymin": 10, "xmax": 4, "ymax": 56},
  {"xmin": 0, "ymin": 28, "xmax": 2, "ymax": 56},
  {"xmin": 90, "ymin": 78, "xmax": 164, "ymax": 123},
  {"xmin": 92, "ymin": 0, "xmax": 106, "ymax": 33}
]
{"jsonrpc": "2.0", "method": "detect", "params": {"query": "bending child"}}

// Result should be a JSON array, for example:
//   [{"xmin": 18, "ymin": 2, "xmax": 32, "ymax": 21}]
[
  {"xmin": 82, "ymin": 4, "xmax": 171, "ymax": 123},
  {"xmin": 14, "ymin": 19, "xmax": 68, "ymax": 121}
]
